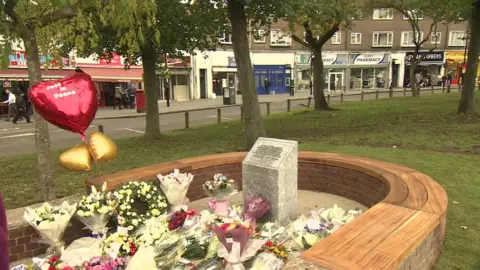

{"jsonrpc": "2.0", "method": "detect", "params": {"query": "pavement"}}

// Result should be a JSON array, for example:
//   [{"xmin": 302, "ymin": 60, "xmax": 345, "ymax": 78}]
[{"xmin": 0, "ymin": 88, "xmax": 448, "ymax": 156}]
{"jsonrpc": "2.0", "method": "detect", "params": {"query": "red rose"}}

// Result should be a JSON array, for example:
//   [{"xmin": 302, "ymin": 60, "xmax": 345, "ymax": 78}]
[
  {"xmin": 49, "ymin": 266, "xmax": 55, "ymax": 270},
  {"xmin": 50, "ymin": 257, "xmax": 58, "ymax": 263},
  {"xmin": 64, "ymin": 267, "xmax": 73, "ymax": 270}
]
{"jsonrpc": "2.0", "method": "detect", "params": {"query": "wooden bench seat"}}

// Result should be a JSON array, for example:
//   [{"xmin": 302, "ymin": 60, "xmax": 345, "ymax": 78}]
[{"xmin": 84, "ymin": 151, "xmax": 448, "ymax": 269}]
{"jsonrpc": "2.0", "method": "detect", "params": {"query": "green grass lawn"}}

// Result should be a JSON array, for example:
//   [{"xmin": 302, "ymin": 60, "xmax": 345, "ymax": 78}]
[{"xmin": 1, "ymin": 93, "xmax": 479, "ymax": 269}]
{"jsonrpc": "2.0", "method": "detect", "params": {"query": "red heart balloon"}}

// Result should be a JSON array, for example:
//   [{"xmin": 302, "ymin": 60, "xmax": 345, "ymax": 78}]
[{"xmin": 29, "ymin": 73, "xmax": 98, "ymax": 140}]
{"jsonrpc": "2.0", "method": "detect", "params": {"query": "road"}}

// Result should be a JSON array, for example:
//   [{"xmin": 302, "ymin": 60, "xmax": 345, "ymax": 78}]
[{"xmin": 0, "ymin": 89, "xmax": 441, "ymax": 156}]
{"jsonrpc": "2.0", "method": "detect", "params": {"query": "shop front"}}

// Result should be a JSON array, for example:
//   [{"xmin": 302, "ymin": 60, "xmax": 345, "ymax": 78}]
[
  {"xmin": 294, "ymin": 54, "xmax": 312, "ymax": 92},
  {"xmin": 403, "ymin": 51, "xmax": 444, "ymax": 88},
  {"xmin": 211, "ymin": 52, "xmax": 238, "ymax": 97},
  {"xmin": 349, "ymin": 53, "xmax": 390, "ymax": 90},
  {"xmin": 253, "ymin": 65, "xmax": 291, "ymax": 95},
  {"xmin": 212, "ymin": 56, "xmax": 238, "ymax": 96},
  {"xmin": 295, "ymin": 53, "xmax": 348, "ymax": 92},
  {"xmin": 156, "ymin": 56, "xmax": 192, "ymax": 101},
  {"xmin": 445, "ymin": 51, "xmax": 480, "ymax": 85}
]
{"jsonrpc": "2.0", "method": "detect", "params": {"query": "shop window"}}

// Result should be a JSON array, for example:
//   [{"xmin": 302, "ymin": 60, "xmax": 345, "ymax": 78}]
[
  {"xmin": 331, "ymin": 33, "xmax": 341, "ymax": 45},
  {"xmin": 219, "ymin": 33, "xmax": 232, "ymax": 44},
  {"xmin": 403, "ymin": 10, "xmax": 423, "ymax": 20},
  {"xmin": 372, "ymin": 32, "xmax": 393, "ymax": 47},
  {"xmin": 172, "ymin": 75, "xmax": 188, "ymax": 86},
  {"xmin": 373, "ymin": 8, "xmax": 393, "ymax": 20},
  {"xmin": 431, "ymin": 32, "xmax": 441, "ymax": 44},
  {"xmin": 351, "ymin": 33, "xmax": 362, "ymax": 44},
  {"xmin": 270, "ymin": 30, "xmax": 292, "ymax": 47},
  {"xmin": 401, "ymin": 31, "xmax": 423, "ymax": 47},
  {"xmin": 449, "ymin": 31, "xmax": 466, "ymax": 46},
  {"xmin": 253, "ymin": 30, "xmax": 266, "ymax": 43}
]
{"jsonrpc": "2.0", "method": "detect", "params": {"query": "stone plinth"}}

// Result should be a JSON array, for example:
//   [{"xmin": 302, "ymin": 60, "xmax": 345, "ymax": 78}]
[{"xmin": 242, "ymin": 137, "xmax": 298, "ymax": 223}]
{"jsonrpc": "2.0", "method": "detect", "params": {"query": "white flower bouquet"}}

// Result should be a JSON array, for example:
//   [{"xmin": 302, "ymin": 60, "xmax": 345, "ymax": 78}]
[
  {"xmin": 76, "ymin": 182, "xmax": 116, "ymax": 237},
  {"xmin": 258, "ymin": 222, "xmax": 287, "ymax": 242},
  {"xmin": 135, "ymin": 215, "xmax": 170, "ymax": 247},
  {"xmin": 23, "ymin": 201, "xmax": 77, "ymax": 257},
  {"xmin": 287, "ymin": 205, "xmax": 362, "ymax": 249},
  {"xmin": 157, "ymin": 169, "xmax": 194, "ymax": 210}
]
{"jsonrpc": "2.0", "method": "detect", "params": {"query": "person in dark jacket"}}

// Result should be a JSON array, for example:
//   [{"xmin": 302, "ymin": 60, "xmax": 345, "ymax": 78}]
[
  {"xmin": 12, "ymin": 90, "xmax": 31, "ymax": 124},
  {"xmin": 0, "ymin": 193, "xmax": 9, "ymax": 270}
]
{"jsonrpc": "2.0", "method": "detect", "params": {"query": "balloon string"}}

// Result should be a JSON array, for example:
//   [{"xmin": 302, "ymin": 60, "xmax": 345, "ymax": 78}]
[{"xmin": 87, "ymin": 141, "xmax": 121, "ymax": 219}]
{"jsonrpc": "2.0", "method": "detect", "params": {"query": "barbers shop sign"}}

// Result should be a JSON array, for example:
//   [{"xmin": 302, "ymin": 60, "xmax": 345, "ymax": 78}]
[{"xmin": 405, "ymin": 51, "xmax": 444, "ymax": 63}]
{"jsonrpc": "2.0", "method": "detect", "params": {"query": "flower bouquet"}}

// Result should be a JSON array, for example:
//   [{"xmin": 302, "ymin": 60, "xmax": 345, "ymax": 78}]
[
  {"xmin": 258, "ymin": 222, "xmax": 287, "ymax": 242},
  {"xmin": 102, "ymin": 232, "xmax": 138, "ymax": 259},
  {"xmin": 168, "ymin": 209, "xmax": 196, "ymax": 231},
  {"xmin": 203, "ymin": 174, "xmax": 238, "ymax": 216},
  {"xmin": 213, "ymin": 222, "xmax": 266, "ymax": 270},
  {"xmin": 251, "ymin": 241, "xmax": 288, "ymax": 270},
  {"xmin": 128, "ymin": 231, "xmax": 184, "ymax": 270},
  {"xmin": 40, "ymin": 256, "xmax": 72, "ymax": 270},
  {"xmin": 135, "ymin": 216, "xmax": 170, "ymax": 247},
  {"xmin": 242, "ymin": 195, "xmax": 270, "ymax": 229},
  {"xmin": 157, "ymin": 169, "xmax": 194, "ymax": 210},
  {"xmin": 81, "ymin": 255, "xmax": 128, "ymax": 270},
  {"xmin": 76, "ymin": 182, "xmax": 116, "ymax": 237},
  {"xmin": 24, "ymin": 202, "xmax": 77, "ymax": 257}
]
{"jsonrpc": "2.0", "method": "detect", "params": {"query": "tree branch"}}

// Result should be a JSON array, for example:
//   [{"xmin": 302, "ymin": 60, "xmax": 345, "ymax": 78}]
[
  {"xmin": 319, "ymin": 23, "xmax": 340, "ymax": 46},
  {"xmin": 36, "ymin": 6, "xmax": 77, "ymax": 27},
  {"xmin": 291, "ymin": 34, "xmax": 309, "ymax": 48},
  {"xmin": 2, "ymin": 20, "xmax": 16, "ymax": 32},
  {"xmin": 303, "ymin": 22, "xmax": 319, "ymax": 50},
  {"xmin": 3, "ymin": 0, "xmax": 19, "ymax": 24}
]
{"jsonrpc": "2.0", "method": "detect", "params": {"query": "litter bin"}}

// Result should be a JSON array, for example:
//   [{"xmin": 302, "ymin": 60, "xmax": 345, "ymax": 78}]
[
  {"xmin": 136, "ymin": 89, "xmax": 146, "ymax": 113},
  {"xmin": 223, "ymin": 87, "xmax": 236, "ymax": 105}
]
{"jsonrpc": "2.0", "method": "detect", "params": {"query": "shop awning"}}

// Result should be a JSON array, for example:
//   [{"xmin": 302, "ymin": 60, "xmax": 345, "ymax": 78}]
[
  {"xmin": 0, "ymin": 68, "xmax": 75, "ymax": 80},
  {"xmin": 80, "ymin": 67, "xmax": 143, "ymax": 82}
]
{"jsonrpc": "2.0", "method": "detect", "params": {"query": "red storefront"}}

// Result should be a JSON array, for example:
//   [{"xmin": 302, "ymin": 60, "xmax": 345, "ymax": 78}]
[{"xmin": 0, "ymin": 52, "xmax": 143, "ymax": 107}]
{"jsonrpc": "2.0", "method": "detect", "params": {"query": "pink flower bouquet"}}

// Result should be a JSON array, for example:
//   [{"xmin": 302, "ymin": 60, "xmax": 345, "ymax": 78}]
[
  {"xmin": 81, "ymin": 255, "xmax": 127, "ymax": 270},
  {"xmin": 243, "ymin": 195, "xmax": 270, "ymax": 229},
  {"xmin": 213, "ymin": 222, "xmax": 266, "ymax": 270}
]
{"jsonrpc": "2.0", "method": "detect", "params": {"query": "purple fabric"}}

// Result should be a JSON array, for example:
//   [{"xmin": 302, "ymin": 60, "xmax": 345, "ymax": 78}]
[{"xmin": 0, "ymin": 194, "xmax": 9, "ymax": 270}]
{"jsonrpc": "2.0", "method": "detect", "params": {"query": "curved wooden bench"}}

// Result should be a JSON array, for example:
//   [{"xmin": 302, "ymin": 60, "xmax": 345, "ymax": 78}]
[{"xmin": 85, "ymin": 152, "xmax": 448, "ymax": 270}]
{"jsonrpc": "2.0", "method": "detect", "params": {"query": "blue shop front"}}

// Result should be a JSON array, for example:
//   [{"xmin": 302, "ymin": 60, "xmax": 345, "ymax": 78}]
[{"xmin": 253, "ymin": 65, "xmax": 291, "ymax": 95}]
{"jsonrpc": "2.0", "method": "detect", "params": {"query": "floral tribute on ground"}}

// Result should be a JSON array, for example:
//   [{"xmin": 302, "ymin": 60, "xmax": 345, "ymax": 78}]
[{"xmin": 18, "ymin": 169, "xmax": 362, "ymax": 270}]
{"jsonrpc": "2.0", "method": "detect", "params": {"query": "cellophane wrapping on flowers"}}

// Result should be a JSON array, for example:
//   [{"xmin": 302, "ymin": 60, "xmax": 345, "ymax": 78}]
[
  {"xmin": 288, "ymin": 205, "xmax": 363, "ymax": 249},
  {"xmin": 203, "ymin": 174, "xmax": 238, "ymax": 201},
  {"xmin": 250, "ymin": 252, "xmax": 285, "ymax": 270},
  {"xmin": 242, "ymin": 195, "xmax": 270, "ymax": 229},
  {"xmin": 23, "ymin": 201, "xmax": 77, "ymax": 257},
  {"xmin": 157, "ymin": 169, "xmax": 194, "ymax": 208},
  {"xmin": 75, "ymin": 183, "xmax": 116, "ymax": 236}
]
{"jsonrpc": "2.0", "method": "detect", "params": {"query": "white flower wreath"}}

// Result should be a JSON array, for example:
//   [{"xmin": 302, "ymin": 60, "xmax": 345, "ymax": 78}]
[{"xmin": 114, "ymin": 181, "xmax": 168, "ymax": 231}]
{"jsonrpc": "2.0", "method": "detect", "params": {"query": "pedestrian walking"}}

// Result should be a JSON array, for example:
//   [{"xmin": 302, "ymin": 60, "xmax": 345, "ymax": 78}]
[
  {"xmin": 12, "ymin": 90, "xmax": 31, "ymax": 124},
  {"xmin": 264, "ymin": 77, "xmax": 270, "ymax": 95},
  {"xmin": 164, "ymin": 79, "xmax": 171, "ymax": 107},
  {"xmin": 113, "ymin": 84, "xmax": 124, "ymax": 109},
  {"xmin": 0, "ymin": 194, "xmax": 8, "ymax": 270},
  {"xmin": 2, "ymin": 89, "xmax": 16, "ymax": 121}
]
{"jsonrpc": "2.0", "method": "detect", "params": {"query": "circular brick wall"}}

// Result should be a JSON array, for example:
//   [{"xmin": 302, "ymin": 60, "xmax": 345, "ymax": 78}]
[{"xmin": 183, "ymin": 159, "xmax": 387, "ymax": 208}]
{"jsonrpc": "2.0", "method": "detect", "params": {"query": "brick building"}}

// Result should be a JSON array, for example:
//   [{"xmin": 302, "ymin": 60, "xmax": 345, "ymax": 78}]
[{"xmin": 192, "ymin": 8, "xmax": 470, "ymax": 99}]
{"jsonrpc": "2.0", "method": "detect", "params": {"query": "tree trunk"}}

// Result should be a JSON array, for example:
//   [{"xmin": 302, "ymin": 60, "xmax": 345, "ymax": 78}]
[
  {"xmin": 227, "ymin": 0, "xmax": 266, "ymax": 149},
  {"xmin": 141, "ymin": 38, "xmax": 161, "ymax": 137},
  {"xmin": 409, "ymin": 61, "xmax": 419, "ymax": 97},
  {"xmin": 313, "ymin": 50, "xmax": 330, "ymax": 110},
  {"xmin": 23, "ymin": 29, "xmax": 56, "ymax": 201},
  {"xmin": 457, "ymin": 4, "xmax": 479, "ymax": 114}
]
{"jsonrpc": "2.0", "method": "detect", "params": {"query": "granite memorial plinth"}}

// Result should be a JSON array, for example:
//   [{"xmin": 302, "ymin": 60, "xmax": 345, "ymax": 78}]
[{"xmin": 242, "ymin": 137, "xmax": 298, "ymax": 223}]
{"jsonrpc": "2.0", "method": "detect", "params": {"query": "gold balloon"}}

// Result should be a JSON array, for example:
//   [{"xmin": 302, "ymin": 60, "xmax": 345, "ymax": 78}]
[
  {"xmin": 88, "ymin": 132, "xmax": 118, "ymax": 162},
  {"xmin": 59, "ymin": 144, "xmax": 93, "ymax": 171}
]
